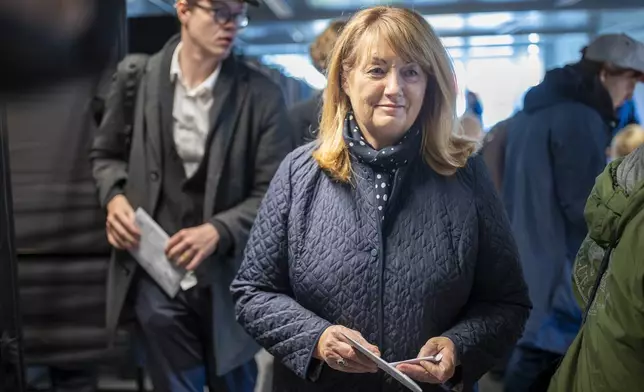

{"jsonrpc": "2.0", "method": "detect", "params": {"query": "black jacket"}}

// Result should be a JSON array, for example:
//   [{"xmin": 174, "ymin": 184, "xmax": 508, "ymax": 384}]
[{"xmin": 288, "ymin": 92, "xmax": 322, "ymax": 146}]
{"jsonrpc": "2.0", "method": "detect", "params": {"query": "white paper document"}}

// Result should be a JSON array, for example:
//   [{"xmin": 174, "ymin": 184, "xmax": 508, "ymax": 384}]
[
  {"xmin": 342, "ymin": 333, "xmax": 423, "ymax": 392},
  {"xmin": 129, "ymin": 208, "xmax": 186, "ymax": 298},
  {"xmin": 389, "ymin": 353, "xmax": 443, "ymax": 367}
]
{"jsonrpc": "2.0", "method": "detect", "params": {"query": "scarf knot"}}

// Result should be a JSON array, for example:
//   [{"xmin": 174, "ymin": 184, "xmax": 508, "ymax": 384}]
[{"xmin": 343, "ymin": 112, "xmax": 421, "ymax": 223}]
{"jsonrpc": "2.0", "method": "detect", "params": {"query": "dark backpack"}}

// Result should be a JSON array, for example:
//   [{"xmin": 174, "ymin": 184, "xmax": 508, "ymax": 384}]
[
  {"xmin": 91, "ymin": 54, "xmax": 148, "ymax": 154},
  {"xmin": 116, "ymin": 54, "xmax": 149, "ymax": 154}
]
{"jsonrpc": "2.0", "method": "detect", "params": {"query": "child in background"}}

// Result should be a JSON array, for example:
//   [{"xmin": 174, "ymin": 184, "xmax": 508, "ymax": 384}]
[{"xmin": 610, "ymin": 124, "xmax": 644, "ymax": 160}]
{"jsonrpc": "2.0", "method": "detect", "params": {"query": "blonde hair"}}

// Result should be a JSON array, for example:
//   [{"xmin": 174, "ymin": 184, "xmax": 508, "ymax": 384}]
[
  {"xmin": 612, "ymin": 124, "xmax": 644, "ymax": 159},
  {"xmin": 313, "ymin": 6, "xmax": 476, "ymax": 182},
  {"xmin": 310, "ymin": 20, "xmax": 347, "ymax": 74}
]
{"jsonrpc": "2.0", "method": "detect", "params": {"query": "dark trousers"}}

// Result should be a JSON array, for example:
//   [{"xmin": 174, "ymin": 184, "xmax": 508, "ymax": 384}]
[
  {"xmin": 503, "ymin": 346, "xmax": 560, "ymax": 392},
  {"xmin": 134, "ymin": 274, "xmax": 257, "ymax": 392}
]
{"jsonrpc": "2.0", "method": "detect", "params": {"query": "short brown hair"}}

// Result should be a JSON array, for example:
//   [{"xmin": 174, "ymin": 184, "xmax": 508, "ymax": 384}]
[{"xmin": 310, "ymin": 20, "xmax": 346, "ymax": 74}]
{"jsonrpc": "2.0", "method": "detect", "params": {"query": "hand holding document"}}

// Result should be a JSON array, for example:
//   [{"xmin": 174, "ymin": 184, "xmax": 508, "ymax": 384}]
[
  {"xmin": 389, "ymin": 354, "xmax": 443, "ymax": 367},
  {"xmin": 342, "ymin": 333, "xmax": 424, "ymax": 392},
  {"xmin": 128, "ymin": 208, "xmax": 186, "ymax": 298}
]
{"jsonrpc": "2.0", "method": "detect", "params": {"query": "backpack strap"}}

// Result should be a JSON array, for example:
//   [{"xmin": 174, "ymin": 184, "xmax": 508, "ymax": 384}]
[{"xmin": 116, "ymin": 54, "xmax": 149, "ymax": 154}]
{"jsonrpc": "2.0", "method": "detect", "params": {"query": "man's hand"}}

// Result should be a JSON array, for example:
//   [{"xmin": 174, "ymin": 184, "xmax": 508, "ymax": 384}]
[
  {"xmin": 165, "ymin": 223, "xmax": 220, "ymax": 271},
  {"xmin": 106, "ymin": 194, "xmax": 140, "ymax": 250},
  {"xmin": 397, "ymin": 337, "xmax": 457, "ymax": 384}
]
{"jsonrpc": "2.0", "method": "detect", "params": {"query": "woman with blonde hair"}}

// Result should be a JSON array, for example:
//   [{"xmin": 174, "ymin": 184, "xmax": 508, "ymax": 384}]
[{"xmin": 232, "ymin": 6, "xmax": 530, "ymax": 391}]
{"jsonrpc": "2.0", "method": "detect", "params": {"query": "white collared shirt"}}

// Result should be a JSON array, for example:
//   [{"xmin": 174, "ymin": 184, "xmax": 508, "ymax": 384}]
[
  {"xmin": 170, "ymin": 42, "xmax": 222, "ymax": 291},
  {"xmin": 170, "ymin": 42, "xmax": 222, "ymax": 178}
]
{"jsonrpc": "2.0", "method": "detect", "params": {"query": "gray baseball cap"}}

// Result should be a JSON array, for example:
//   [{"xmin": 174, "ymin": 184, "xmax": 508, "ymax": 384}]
[{"xmin": 584, "ymin": 33, "xmax": 644, "ymax": 78}]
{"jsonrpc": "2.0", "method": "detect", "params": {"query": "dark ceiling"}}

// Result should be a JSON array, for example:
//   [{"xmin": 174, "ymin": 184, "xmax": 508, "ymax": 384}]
[{"xmin": 126, "ymin": 0, "xmax": 644, "ymax": 54}]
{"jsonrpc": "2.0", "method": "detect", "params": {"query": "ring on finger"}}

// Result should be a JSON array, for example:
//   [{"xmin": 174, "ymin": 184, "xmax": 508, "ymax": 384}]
[
  {"xmin": 179, "ymin": 252, "xmax": 191, "ymax": 263},
  {"xmin": 336, "ymin": 358, "xmax": 347, "ymax": 367}
]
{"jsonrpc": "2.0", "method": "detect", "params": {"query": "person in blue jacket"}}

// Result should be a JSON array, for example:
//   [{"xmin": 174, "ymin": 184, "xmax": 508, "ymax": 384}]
[
  {"xmin": 615, "ymin": 98, "xmax": 640, "ymax": 131},
  {"xmin": 231, "ymin": 6, "xmax": 530, "ymax": 392},
  {"xmin": 502, "ymin": 33, "xmax": 644, "ymax": 391}
]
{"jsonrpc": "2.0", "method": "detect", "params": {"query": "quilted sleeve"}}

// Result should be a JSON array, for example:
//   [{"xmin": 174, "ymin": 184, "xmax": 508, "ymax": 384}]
[
  {"xmin": 442, "ymin": 156, "xmax": 531, "ymax": 386},
  {"xmin": 571, "ymin": 235, "xmax": 604, "ymax": 311},
  {"xmin": 230, "ymin": 154, "xmax": 332, "ymax": 380}
]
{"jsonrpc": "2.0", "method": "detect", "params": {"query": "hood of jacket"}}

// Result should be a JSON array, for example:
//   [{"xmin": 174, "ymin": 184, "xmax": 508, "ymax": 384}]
[
  {"xmin": 585, "ymin": 145, "xmax": 644, "ymax": 248},
  {"xmin": 523, "ymin": 63, "xmax": 616, "ymax": 125}
]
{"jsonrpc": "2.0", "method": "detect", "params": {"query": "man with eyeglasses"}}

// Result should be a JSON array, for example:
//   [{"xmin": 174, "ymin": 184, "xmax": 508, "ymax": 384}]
[{"xmin": 90, "ymin": 1, "xmax": 292, "ymax": 391}]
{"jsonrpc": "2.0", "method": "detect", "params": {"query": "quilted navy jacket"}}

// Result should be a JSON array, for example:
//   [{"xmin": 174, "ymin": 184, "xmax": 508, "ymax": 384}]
[{"xmin": 231, "ymin": 144, "xmax": 531, "ymax": 391}]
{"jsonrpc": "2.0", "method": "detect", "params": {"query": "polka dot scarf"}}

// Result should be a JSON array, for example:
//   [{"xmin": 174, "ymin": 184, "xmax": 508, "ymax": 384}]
[{"xmin": 343, "ymin": 112, "xmax": 421, "ymax": 223}]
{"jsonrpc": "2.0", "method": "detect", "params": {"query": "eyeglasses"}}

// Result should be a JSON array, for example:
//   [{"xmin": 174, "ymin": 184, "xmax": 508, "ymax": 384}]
[{"xmin": 191, "ymin": 1, "xmax": 250, "ymax": 29}]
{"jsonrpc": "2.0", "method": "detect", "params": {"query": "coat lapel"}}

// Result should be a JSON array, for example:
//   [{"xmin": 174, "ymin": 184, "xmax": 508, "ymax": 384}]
[
  {"xmin": 203, "ymin": 57, "xmax": 249, "ymax": 218},
  {"xmin": 143, "ymin": 55, "xmax": 163, "ymax": 167},
  {"xmin": 208, "ymin": 59, "xmax": 236, "ymax": 137},
  {"xmin": 144, "ymin": 36, "xmax": 180, "ymax": 168}
]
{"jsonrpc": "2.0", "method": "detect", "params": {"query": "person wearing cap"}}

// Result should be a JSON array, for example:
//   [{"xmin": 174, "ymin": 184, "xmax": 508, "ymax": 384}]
[
  {"xmin": 90, "ymin": 0, "xmax": 291, "ymax": 391},
  {"xmin": 502, "ymin": 33, "xmax": 644, "ymax": 391}
]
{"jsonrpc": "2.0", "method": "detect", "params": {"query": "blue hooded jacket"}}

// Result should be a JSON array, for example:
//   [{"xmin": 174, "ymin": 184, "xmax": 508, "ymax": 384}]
[{"xmin": 502, "ymin": 63, "xmax": 615, "ymax": 354}]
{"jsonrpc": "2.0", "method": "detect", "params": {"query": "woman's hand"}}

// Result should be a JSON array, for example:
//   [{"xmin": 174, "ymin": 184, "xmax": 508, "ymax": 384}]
[
  {"xmin": 314, "ymin": 325, "xmax": 380, "ymax": 374},
  {"xmin": 397, "ymin": 337, "xmax": 457, "ymax": 384}
]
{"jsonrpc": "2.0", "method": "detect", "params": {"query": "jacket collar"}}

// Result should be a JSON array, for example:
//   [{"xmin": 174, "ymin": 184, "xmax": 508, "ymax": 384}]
[{"xmin": 145, "ymin": 34, "xmax": 247, "ymax": 167}]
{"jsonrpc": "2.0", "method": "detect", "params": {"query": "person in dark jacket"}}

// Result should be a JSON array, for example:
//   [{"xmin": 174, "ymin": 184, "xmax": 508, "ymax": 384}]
[
  {"xmin": 90, "ymin": 1, "xmax": 292, "ymax": 391},
  {"xmin": 231, "ymin": 6, "xmax": 531, "ymax": 392},
  {"xmin": 288, "ymin": 20, "xmax": 346, "ymax": 146},
  {"xmin": 480, "ymin": 116, "xmax": 513, "ymax": 194},
  {"xmin": 502, "ymin": 33, "xmax": 644, "ymax": 392}
]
